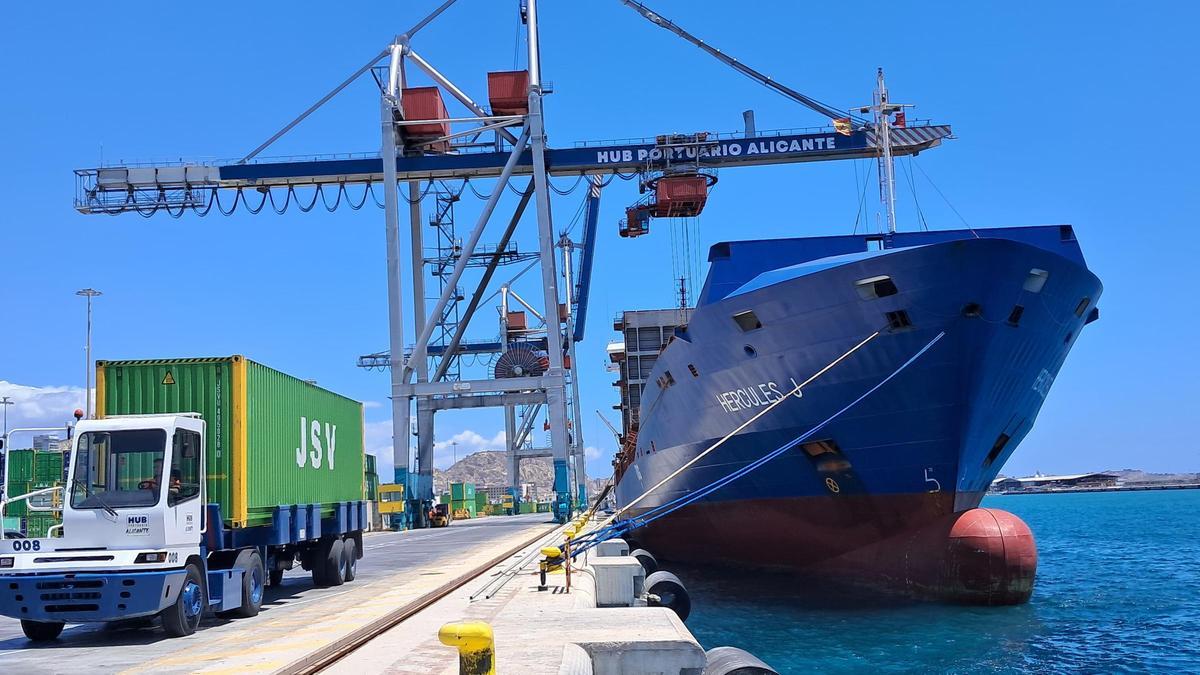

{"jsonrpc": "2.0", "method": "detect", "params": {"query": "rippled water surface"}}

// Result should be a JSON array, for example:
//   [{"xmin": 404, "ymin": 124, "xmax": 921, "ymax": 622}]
[{"xmin": 681, "ymin": 490, "xmax": 1200, "ymax": 673}]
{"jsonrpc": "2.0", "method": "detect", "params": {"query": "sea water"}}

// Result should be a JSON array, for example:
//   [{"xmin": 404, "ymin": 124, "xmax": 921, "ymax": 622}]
[{"xmin": 681, "ymin": 490, "xmax": 1200, "ymax": 673}]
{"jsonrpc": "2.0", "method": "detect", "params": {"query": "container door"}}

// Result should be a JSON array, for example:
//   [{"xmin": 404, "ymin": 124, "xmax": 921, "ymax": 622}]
[{"xmin": 165, "ymin": 419, "xmax": 206, "ymax": 551}]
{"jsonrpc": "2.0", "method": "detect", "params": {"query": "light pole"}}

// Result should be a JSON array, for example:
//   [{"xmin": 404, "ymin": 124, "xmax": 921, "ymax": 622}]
[
  {"xmin": 0, "ymin": 396, "xmax": 12, "ymax": 437},
  {"xmin": 451, "ymin": 441, "xmax": 458, "ymax": 466},
  {"xmin": 76, "ymin": 289, "xmax": 102, "ymax": 419}
]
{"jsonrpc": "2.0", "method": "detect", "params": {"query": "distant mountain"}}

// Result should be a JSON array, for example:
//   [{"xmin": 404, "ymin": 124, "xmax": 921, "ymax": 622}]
[
  {"xmin": 1105, "ymin": 469, "xmax": 1200, "ymax": 484},
  {"xmin": 433, "ymin": 451, "xmax": 552, "ymax": 494},
  {"xmin": 431, "ymin": 450, "xmax": 616, "ymax": 499}
]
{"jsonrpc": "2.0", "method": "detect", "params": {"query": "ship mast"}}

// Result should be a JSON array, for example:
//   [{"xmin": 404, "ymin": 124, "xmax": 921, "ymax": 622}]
[{"xmin": 861, "ymin": 68, "xmax": 910, "ymax": 234}]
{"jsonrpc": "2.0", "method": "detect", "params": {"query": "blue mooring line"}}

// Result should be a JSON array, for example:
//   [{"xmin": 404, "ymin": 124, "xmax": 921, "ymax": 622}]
[{"xmin": 571, "ymin": 330, "xmax": 946, "ymax": 558}]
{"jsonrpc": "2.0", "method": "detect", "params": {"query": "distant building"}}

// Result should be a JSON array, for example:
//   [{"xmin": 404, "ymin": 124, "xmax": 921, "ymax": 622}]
[
  {"xmin": 32, "ymin": 435, "xmax": 60, "ymax": 452},
  {"xmin": 481, "ymin": 485, "xmax": 510, "ymax": 503},
  {"xmin": 990, "ymin": 472, "xmax": 1119, "ymax": 493},
  {"xmin": 611, "ymin": 308, "xmax": 694, "ymax": 440},
  {"xmin": 991, "ymin": 477, "xmax": 1024, "ymax": 493}
]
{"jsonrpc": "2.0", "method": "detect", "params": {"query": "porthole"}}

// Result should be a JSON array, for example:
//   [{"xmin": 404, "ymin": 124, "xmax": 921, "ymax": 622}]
[
  {"xmin": 732, "ymin": 310, "xmax": 762, "ymax": 332},
  {"xmin": 855, "ymin": 275, "xmax": 898, "ymax": 300},
  {"xmin": 1074, "ymin": 298, "xmax": 1090, "ymax": 318},
  {"xmin": 743, "ymin": 344, "xmax": 757, "ymax": 358},
  {"xmin": 885, "ymin": 310, "xmax": 912, "ymax": 330},
  {"xmin": 1007, "ymin": 305, "xmax": 1024, "ymax": 326},
  {"xmin": 1023, "ymin": 269, "xmax": 1049, "ymax": 294}
]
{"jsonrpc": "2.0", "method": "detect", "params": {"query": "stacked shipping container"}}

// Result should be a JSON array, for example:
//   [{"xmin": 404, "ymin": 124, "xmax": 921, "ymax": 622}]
[
  {"xmin": 450, "ymin": 482, "xmax": 477, "ymax": 518},
  {"xmin": 1, "ymin": 449, "xmax": 65, "ymax": 537}
]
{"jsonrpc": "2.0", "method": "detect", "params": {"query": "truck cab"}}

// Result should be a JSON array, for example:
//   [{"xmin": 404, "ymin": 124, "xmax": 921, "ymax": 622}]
[
  {"xmin": 378, "ymin": 483, "xmax": 407, "ymax": 530},
  {"xmin": 66, "ymin": 414, "xmax": 205, "ymax": 559},
  {"xmin": 0, "ymin": 414, "xmax": 260, "ymax": 641}
]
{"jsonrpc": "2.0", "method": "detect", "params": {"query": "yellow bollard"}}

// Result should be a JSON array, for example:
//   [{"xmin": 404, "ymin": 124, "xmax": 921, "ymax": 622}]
[
  {"xmin": 438, "ymin": 621, "xmax": 496, "ymax": 675},
  {"xmin": 539, "ymin": 546, "xmax": 564, "ymax": 590}
]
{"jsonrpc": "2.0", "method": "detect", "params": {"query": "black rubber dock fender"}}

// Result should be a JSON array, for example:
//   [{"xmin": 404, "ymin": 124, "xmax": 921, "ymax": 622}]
[
  {"xmin": 630, "ymin": 548, "xmax": 658, "ymax": 575},
  {"xmin": 645, "ymin": 570, "xmax": 691, "ymax": 622},
  {"xmin": 703, "ymin": 646, "xmax": 780, "ymax": 675}
]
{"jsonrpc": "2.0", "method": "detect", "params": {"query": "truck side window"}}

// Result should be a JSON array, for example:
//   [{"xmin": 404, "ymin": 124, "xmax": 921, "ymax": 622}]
[{"xmin": 169, "ymin": 430, "xmax": 202, "ymax": 506}]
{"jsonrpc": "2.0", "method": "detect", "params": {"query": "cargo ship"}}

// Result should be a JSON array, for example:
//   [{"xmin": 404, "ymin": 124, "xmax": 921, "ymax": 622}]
[{"xmin": 609, "ymin": 76, "xmax": 1103, "ymax": 605}]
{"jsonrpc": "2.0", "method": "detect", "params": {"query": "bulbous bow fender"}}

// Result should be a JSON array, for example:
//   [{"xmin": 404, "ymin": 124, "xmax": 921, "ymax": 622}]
[
  {"xmin": 939, "ymin": 508, "xmax": 1037, "ymax": 605},
  {"xmin": 814, "ymin": 507, "xmax": 1037, "ymax": 605}
]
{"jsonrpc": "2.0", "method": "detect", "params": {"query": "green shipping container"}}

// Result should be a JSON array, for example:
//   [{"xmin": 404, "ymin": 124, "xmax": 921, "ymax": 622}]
[
  {"xmin": 365, "ymin": 453, "xmax": 377, "ymax": 475},
  {"xmin": 2, "ymin": 450, "xmax": 63, "ymax": 485},
  {"xmin": 24, "ymin": 513, "xmax": 61, "ymax": 539},
  {"xmin": 2, "ymin": 481, "xmax": 31, "ymax": 517},
  {"xmin": 519, "ymin": 502, "xmax": 535, "ymax": 514},
  {"xmin": 35, "ymin": 452, "xmax": 63, "ymax": 483},
  {"xmin": 4, "ymin": 450, "xmax": 34, "ymax": 483},
  {"xmin": 97, "ymin": 356, "xmax": 365, "ymax": 529},
  {"xmin": 449, "ymin": 482, "xmax": 476, "ymax": 501},
  {"xmin": 474, "ymin": 492, "xmax": 488, "ymax": 511}
]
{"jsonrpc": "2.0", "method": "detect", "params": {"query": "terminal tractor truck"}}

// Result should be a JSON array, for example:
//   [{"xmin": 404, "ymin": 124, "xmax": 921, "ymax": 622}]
[{"xmin": 0, "ymin": 356, "xmax": 368, "ymax": 641}]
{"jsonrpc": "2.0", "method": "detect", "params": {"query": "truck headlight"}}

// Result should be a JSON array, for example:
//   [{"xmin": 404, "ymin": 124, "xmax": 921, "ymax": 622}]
[
  {"xmin": 134, "ymin": 552, "xmax": 168, "ymax": 563},
  {"xmin": 0, "ymin": 557, "xmax": 13, "ymax": 568}
]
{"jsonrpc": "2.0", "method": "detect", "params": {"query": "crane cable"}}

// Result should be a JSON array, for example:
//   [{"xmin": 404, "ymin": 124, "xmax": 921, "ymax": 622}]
[
  {"xmin": 572, "ymin": 329, "xmax": 947, "ymax": 556},
  {"xmin": 621, "ymin": 329, "xmax": 881, "ymax": 515},
  {"xmin": 620, "ymin": 0, "xmax": 867, "ymax": 127}
]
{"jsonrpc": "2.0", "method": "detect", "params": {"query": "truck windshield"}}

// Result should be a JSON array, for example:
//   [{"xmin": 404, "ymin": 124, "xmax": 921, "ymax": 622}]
[{"xmin": 71, "ymin": 429, "xmax": 167, "ymax": 510}]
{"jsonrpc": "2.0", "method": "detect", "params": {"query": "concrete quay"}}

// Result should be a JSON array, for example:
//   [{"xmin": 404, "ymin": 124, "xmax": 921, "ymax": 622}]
[{"xmin": 331, "ymin": 518, "xmax": 710, "ymax": 674}]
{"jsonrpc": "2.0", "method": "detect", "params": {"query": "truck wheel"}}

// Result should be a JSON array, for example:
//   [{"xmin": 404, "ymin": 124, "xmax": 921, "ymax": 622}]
[
  {"xmin": 269, "ymin": 568, "xmax": 285, "ymax": 587},
  {"xmin": 324, "ymin": 538, "xmax": 347, "ymax": 587},
  {"xmin": 21, "ymin": 619, "xmax": 64, "ymax": 642},
  {"xmin": 162, "ymin": 563, "xmax": 205, "ymax": 637},
  {"xmin": 308, "ymin": 541, "xmax": 326, "ymax": 586},
  {"xmin": 342, "ymin": 538, "xmax": 358, "ymax": 582},
  {"xmin": 227, "ymin": 549, "xmax": 265, "ymax": 618}
]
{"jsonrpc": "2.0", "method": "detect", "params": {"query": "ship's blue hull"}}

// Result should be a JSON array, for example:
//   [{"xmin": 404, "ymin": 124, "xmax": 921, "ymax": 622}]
[{"xmin": 614, "ymin": 226, "xmax": 1102, "ymax": 573}]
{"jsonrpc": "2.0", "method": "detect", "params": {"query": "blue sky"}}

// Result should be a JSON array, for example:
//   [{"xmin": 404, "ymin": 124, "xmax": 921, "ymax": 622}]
[{"xmin": 0, "ymin": 1, "xmax": 1196, "ymax": 480}]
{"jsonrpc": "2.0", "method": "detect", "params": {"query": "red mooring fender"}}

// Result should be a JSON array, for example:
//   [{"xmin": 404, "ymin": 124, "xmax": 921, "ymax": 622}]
[
  {"xmin": 816, "ymin": 506, "xmax": 1038, "ymax": 605},
  {"xmin": 937, "ymin": 508, "xmax": 1037, "ymax": 605}
]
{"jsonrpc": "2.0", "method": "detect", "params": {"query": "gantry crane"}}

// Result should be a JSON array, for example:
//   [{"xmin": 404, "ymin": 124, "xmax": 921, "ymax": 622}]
[{"xmin": 70, "ymin": 0, "xmax": 951, "ymax": 525}]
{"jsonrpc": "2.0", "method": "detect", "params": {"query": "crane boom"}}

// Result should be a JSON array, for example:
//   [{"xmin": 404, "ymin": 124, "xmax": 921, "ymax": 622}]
[
  {"xmin": 620, "ymin": 0, "xmax": 867, "ymax": 125},
  {"xmin": 596, "ymin": 410, "xmax": 623, "ymax": 444}
]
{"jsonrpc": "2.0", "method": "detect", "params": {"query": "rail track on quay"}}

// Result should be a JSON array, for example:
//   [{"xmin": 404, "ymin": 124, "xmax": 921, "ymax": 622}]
[{"xmin": 280, "ymin": 521, "xmax": 563, "ymax": 674}]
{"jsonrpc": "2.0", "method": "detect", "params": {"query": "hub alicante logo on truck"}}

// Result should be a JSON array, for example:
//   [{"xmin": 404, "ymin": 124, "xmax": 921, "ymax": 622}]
[
  {"xmin": 296, "ymin": 417, "xmax": 338, "ymax": 470},
  {"xmin": 126, "ymin": 515, "xmax": 150, "ymax": 536}
]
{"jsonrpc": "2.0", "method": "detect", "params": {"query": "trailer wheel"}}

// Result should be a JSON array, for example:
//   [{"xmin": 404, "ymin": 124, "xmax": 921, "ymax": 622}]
[
  {"xmin": 312, "ymin": 537, "xmax": 345, "ymax": 587},
  {"xmin": 21, "ymin": 619, "xmax": 64, "ymax": 642},
  {"xmin": 162, "ymin": 563, "xmax": 205, "ymax": 637},
  {"xmin": 325, "ymin": 538, "xmax": 347, "ymax": 586},
  {"xmin": 342, "ymin": 538, "xmax": 358, "ymax": 582},
  {"xmin": 224, "ymin": 549, "xmax": 265, "ymax": 618}
]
